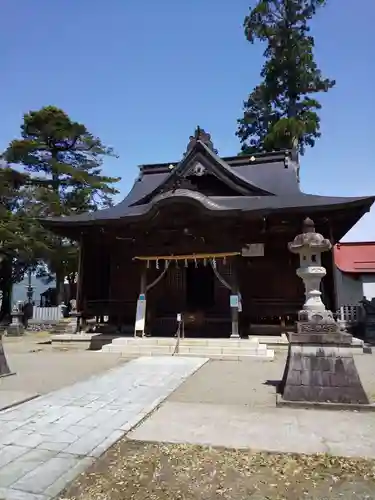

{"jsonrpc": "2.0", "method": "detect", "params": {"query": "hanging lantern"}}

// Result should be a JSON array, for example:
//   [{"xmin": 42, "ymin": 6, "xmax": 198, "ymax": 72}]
[
  {"xmin": 194, "ymin": 257, "xmax": 198, "ymax": 268},
  {"xmin": 212, "ymin": 257, "xmax": 216, "ymax": 269},
  {"xmin": 223, "ymin": 256, "xmax": 227, "ymax": 265},
  {"xmin": 184, "ymin": 259, "xmax": 188, "ymax": 267},
  {"xmin": 164, "ymin": 259, "xmax": 169, "ymax": 269},
  {"xmin": 156, "ymin": 259, "xmax": 159, "ymax": 270},
  {"xmin": 175, "ymin": 258, "xmax": 179, "ymax": 268},
  {"xmin": 146, "ymin": 259, "xmax": 150, "ymax": 269},
  {"xmin": 203, "ymin": 258, "xmax": 207, "ymax": 267}
]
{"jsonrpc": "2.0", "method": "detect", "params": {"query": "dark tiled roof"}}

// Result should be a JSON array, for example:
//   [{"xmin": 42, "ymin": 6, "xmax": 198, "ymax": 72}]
[
  {"xmin": 42, "ymin": 190, "xmax": 375, "ymax": 226},
  {"xmin": 138, "ymin": 148, "xmax": 300, "ymax": 196},
  {"xmin": 40, "ymin": 143, "xmax": 374, "ymax": 229}
]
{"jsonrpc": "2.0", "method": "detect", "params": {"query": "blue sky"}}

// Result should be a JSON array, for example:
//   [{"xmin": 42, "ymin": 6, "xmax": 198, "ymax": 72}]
[{"xmin": 1, "ymin": 0, "xmax": 374, "ymax": 241}]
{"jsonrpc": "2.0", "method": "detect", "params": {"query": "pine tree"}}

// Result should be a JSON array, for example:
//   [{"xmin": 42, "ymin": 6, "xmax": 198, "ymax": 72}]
[
  {"xmin": 237, "ymin": 0, "xmax": 335, "ymax": 154},
  {"xmin": 3, "ymin": 106, "xmax": 120, "ymax": 303},
  {"xmin": 0, "ymin": 164, "xmax": 39, "ymax": 320}
]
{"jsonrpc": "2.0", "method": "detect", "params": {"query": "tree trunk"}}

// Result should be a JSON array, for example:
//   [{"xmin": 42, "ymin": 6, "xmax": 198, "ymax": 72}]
[
  {"xmin": 55, "ymin": 270, "xmax": 65, "ymax": 305},
  {"xmin": 0, "ymin": 333, "xmax": 11, "ymax": 376},
  {"xmin": 0, "ymin": 258, "xmax": 13, "ymax": 323}
]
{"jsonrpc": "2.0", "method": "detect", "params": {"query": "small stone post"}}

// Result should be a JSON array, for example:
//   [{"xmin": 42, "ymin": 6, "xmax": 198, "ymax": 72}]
[{"xmin": 279, "ymin": 218, "xmax": 369, "ymax": 406}]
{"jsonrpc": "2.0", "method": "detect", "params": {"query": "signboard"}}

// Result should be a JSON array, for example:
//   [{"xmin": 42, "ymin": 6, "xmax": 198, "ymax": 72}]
[
  {"xmin": 241, "ymin": 243, "xmax": 264, "ymax": 257},
  {"xmin": 134, "ymin": 295, "xmax": 147, "ymax": 336},
  {"xmin": 230, "ymin": 294, "xmax": 239, "ymax": 308}
]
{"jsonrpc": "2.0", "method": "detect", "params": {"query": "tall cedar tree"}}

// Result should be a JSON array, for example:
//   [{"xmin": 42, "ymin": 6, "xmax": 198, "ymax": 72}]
[
  {"xmin": 237, "ymin": 0, "xmax": 335, "ymax": 154},
  {"xmin": 3, "ymin": 106, "xmax": 120, "ymax": 303}
]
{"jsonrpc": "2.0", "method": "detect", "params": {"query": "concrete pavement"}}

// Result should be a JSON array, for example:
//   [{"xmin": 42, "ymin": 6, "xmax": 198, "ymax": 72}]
[{"xmin": 129, "ymin": 400, "xmax": 375, "ymax": 458}]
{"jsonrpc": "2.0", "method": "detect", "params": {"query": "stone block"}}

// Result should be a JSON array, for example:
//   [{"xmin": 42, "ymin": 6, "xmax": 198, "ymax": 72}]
[
  {"xmin": 63, "ymin": 426, "xmax": 119, "ymax": 456},
  {"xmin": 90, "ymin": 429, "xmax": 124, "ymax": 458},
  {"xmin": 43, "ymin": 457, "xmax": 95, "ymax": 498},
  {"xmin": 289, "ymin": 331, "xmax": 352, "ymax": 345},
  {"xmin": 281, "ymin": 342, "xmax": 369, "ymax": 405},
  {"xmin": 12, "ymin": 453, "xmax": 79, "ymax": 494},
  {"xmin": 0, "ymin": 487, "xmax": 47, "ymax": 499},
  {"xmin": 0, "ymin": 448, "xmax": 57, "ymax": 488},
  {"xmin": 0, "ymin": 430, "xmax": 44, "ymax": 448},
  {"xmin": 6, "ymin": 324, "xmax": 25, "ymax": 337},
  {"xmin": 78, "ymin": 408, "xmax": 120, "ymax": 428},
  {"xmin": 0, "ymin": 446, "xmax": 29, "ymax": 470}
]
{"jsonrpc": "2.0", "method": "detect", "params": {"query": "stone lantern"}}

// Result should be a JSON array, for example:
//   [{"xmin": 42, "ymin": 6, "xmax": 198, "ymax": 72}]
[
  {"xmin": 279, "ymin": 217, "xmax": 369, "ymax": 406},
  {"xmin": 288, "ymin": 217, "xmax": 337, "ymax": 332},
  {"xmin": 7, "ymin": 303, "xmax": 25, "ymax": 337}
]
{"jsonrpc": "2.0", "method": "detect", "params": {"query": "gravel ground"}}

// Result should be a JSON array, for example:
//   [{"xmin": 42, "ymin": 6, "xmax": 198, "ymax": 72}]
[
  {"xmin": 1, "ymin": 334, "xmax": 126, "ymax": 396},
  {"xmin": 170, "ymin": 351, "xmax": 375, "ymax": 407},
  {"xmin": 60, "ymin": 441, "xmax": 375, "ymax": 500}
]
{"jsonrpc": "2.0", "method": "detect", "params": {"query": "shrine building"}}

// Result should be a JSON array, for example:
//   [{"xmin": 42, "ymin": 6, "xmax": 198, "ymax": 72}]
[{"xmin": 41, "ymin": 128, "xmax": 375, "ymax": 338}]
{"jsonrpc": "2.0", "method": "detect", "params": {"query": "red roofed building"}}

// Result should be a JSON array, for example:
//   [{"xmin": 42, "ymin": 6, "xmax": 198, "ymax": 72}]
[{"xmin": 334, "ymin": 242, "xmax": 375, "ymax": 306}]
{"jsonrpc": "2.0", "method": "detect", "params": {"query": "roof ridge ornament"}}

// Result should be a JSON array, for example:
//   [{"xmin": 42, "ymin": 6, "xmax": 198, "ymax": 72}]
[{"xmin": 184, "ymin": 126, "xmax": 218, "ymax": 155}]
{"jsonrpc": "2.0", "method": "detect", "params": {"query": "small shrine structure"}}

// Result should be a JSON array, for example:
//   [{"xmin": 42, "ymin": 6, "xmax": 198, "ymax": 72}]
[{"xmin": 41, "ymin": 128, "xmax": 375, "ymax": 337}]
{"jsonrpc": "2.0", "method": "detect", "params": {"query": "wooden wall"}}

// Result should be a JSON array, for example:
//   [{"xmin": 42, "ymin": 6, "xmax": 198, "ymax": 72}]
[{"xmin": 80, "ymin": 215, "xmax": 337, "ymax": 331}]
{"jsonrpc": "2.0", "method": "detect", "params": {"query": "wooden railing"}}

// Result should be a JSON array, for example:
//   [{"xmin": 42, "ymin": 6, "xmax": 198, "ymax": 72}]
[
  {"xmin": 336, "ymin": 305, "xmax": 361, "ymax": 324},
  {"xmin": 250, "ymin": 298, "xmax": 302, "ymax": 318}
]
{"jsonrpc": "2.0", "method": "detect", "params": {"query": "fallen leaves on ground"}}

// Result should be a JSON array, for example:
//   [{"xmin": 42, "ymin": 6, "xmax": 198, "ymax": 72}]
[{"xmin": 60, "ymin": 440, "xmax": 375, "ymax": 500}]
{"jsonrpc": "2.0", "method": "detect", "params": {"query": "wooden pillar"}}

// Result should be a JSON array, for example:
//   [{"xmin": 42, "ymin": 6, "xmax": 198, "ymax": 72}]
[
  {"xmin": 329, "ymin": 224, "xmax": 339, "ymax": 311},
  {"xmin": 74, "ymin": 233, "xmax": 84, "ymax": 333},
  {"xmin": 230, "ymin": 256, "xmax": 240, "ymax": 338},
  {"xmin": 140, "ymin": 263, "xmax": 147, "ymax": 297},
  {"xmin": 76, "ymin": 233, "xmax": 84, "ymax": 312},
  {"xmin": 134, "ymin": 262, "xmax": 147, "ymax": 337}
]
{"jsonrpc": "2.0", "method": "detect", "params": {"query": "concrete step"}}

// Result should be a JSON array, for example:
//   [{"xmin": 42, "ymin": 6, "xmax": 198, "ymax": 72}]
[
  {"xmin": 103, "ymin": 345, "xmax": 268, "ymax": 355},
  {"xmin": 101, "ymin": 345, "xmax": 274, "ymax": 360},
  {"xmin": 110, "ymin": 337, "xmax": 261, "ymax": 347},
  {"xmin": 101, "ymin": 338, "xmax": 274, "ymax": 360},
  {"xmin": 175, "ymin": 352, "xmax": 274, "ymax": 360}
]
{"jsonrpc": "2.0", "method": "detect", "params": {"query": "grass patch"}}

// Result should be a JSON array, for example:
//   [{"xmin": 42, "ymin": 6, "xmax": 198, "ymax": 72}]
[{"xmin": 61, "ymin": 441, "xmax": 375, "ymax": 499}]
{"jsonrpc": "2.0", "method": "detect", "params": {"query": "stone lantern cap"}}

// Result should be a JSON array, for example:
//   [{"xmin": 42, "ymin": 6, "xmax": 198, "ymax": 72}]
[{"xmin": 288, "ymin": 217, "xmax": 332, "ymax": 254}]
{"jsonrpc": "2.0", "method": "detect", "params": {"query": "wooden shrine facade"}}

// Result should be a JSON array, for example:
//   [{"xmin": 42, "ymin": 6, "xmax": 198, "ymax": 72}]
[
  {"xmin": 41, "ymin": 128, "xmax": 375, "ymax": 337},
  {"xmin": 77, "ymin": 208, "xmax": 338, "ymax": 337}
]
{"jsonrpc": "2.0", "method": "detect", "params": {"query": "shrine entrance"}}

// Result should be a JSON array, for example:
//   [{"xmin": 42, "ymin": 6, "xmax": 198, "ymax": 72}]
[
  {"xmin": 135, "ymin": 252, "xmax": 238, "ymax": 338},
  {"xmin": 186, "ymin": 262, "xmax": 215, "ymax": 310}
]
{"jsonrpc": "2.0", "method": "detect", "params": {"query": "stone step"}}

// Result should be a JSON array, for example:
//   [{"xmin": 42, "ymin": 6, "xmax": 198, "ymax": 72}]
[
  {"xmin": 103, "ymin": 345, "xmax": 268, "ymax": 355},
  {"xmin": 101, "ymin": 340, "xmax": 274, "ymax": 360},
  {"xmin": 110, "ymin": 337, "xmax": 261, "ymax": 348},
  {"xmin": 101, "ymin": 345, "xmax": 274, "ymax": 360},
  {"xmin": 176, "ymin": 352, "xmax": 274, "ymax": 360}
]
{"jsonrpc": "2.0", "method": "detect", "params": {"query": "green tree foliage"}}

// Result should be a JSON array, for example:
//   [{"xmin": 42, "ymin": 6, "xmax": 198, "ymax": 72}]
[
  {"xmin": 3, "ymin": 106, "xmax": 120, "ymax": 303},
  {"xmin": 237, "ymin": 0, "xmax": 335, "ymax": 154},
  {"xmin": 0, "ymin": 165, "xmax": 45, "ymax": 319}
]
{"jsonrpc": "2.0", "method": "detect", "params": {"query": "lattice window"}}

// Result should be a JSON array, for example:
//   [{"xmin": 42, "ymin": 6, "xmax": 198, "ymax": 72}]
[{"xmin": 166, "ymin": 266, "xmax": 184, "ymax": 291}]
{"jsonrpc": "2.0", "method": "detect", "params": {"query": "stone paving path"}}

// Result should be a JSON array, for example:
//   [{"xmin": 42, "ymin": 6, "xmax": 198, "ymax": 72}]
[{"xmin": 0, "ymin": 356, "xmax": 207, "ymax": 500}]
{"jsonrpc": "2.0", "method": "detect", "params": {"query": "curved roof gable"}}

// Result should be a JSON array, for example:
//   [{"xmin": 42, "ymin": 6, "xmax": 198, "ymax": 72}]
[{"xmin": 131, "ymin": 140, "xmax": 274, "ymax": 206}]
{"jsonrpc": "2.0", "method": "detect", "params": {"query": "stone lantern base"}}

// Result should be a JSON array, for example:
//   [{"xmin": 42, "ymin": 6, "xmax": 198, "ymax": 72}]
[
  {"xmin": 279, "ymin": 329, "xmax": 369, "ymax": 405},
  {"xmin": 7, "ymin": 312, "xmax": 25, "ymax": 337}
]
